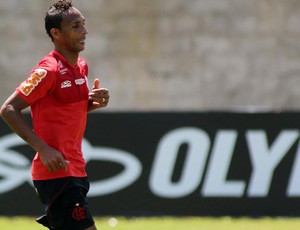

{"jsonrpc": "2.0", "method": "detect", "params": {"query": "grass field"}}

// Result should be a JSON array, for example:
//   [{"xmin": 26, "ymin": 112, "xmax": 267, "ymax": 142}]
[{"xmin": 1, "ymin": 216, "xmax": 300, "ymax": 230}]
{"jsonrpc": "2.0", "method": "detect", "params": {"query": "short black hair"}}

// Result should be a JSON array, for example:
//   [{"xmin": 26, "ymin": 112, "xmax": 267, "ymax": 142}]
[{"xmin": 45, "ymin": 0, "xmax": 73, "ymax": 41}]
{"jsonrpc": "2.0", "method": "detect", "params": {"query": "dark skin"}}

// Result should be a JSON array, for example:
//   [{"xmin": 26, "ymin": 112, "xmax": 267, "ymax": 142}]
[{"xmin": 0, "ymin": 9, "xmax": 108, "ymax": 229}]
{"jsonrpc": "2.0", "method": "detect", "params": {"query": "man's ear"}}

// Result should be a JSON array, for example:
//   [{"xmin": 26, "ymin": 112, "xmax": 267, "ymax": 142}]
[{"xmin": 50, "ymin": 28, "xmax": 61, "ymax": 40}]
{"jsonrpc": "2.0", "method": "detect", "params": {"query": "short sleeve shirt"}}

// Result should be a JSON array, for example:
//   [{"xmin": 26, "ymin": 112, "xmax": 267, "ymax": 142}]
[{"xmin": 16, "ymin": 50, "xmax": 89, "ymax": 180}]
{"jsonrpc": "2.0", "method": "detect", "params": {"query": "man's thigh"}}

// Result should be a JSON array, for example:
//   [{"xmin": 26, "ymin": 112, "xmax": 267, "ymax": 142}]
[
  {"xmin": 34, "ymin": 177, "xmax": 95, "ymax": 230},
  {"xmin": 50, "ymin": 186, "xmax": 95, "ymax": 229}
]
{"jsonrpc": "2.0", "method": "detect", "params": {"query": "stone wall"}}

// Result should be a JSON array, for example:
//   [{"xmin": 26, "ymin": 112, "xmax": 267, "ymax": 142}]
[{"xmin": 1, "ymin": 0, "xmax": 300, "ymax": 111}]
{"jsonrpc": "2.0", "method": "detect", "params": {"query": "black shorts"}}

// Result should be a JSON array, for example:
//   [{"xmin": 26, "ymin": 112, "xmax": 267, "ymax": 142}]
[{"xmin": 34, "ymin": 177, "xmax": 95, "ymax": 230}]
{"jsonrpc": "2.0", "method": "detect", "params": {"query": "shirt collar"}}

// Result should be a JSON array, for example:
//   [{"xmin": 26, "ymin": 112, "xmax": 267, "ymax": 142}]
[{"xmin": 52, "ymin": 49, "xmax": 79, "ymax": 69}]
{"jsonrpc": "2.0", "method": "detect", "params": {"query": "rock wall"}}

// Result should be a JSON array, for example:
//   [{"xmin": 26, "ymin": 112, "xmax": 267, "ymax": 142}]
[{"xmin": 1, "ymin": 0, "xmax": 300, "ymax": 111}]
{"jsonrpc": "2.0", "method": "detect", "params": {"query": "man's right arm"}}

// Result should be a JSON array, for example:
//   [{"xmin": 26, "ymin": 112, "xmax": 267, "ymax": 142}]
[{"xmin": 0, "ymin": 92, "xmax": 67, "ymax": 172}]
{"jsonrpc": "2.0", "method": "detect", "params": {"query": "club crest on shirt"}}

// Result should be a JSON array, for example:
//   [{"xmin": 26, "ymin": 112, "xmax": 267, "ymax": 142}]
[{"xmin": 20, "ymin": 69, "xmax": 47, "ymax": 96}]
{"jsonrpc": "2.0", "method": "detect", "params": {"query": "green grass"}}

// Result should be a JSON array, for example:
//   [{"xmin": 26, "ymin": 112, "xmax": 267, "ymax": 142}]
[{"xmin": 1, "ymin": 216, "xmax": 300, "ymax": 229}]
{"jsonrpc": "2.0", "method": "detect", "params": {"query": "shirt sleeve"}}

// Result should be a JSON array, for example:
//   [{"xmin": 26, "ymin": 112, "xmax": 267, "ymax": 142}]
[{"xmin": 16, "ymin": 60, "xmax": 56, "ymax": 105}]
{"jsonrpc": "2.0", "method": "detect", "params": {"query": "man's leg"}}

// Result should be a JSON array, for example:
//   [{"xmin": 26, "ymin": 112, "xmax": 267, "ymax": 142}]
[
  {"xmin": 61, "ymin": 187, "xmax": 96, "ymax": 230},
  {"xmin": 85, "ymin": 225, "xmax": 97, "ymax": 230}
]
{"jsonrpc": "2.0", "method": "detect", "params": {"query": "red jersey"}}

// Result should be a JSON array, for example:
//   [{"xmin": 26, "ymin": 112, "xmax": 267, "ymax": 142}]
[{"xmin": 16, "ymin": 50, "xmax": 89, "ymax": 180}]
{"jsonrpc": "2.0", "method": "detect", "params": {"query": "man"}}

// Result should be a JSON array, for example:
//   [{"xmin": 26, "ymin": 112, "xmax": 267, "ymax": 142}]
[{"xmin": 0, "ymin": 0, "xmax": 109, "ymax": 229}]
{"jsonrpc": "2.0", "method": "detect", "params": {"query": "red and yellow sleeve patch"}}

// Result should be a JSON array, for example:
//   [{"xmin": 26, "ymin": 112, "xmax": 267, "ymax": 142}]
[{"xmin": 20, "ymin": 69, "xmax": 47, "ymax": 96}]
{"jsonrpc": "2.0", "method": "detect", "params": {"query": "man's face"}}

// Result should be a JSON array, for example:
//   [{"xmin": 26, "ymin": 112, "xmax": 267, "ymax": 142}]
[{"xmin": 58, "ymin": 7, "xmax": 88, "ymax": 53}]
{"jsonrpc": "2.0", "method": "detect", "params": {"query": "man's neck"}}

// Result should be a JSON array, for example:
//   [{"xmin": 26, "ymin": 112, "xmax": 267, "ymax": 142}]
[{"xmin": 54, "ymin": 47, "xmax": 79, "ymax": 66}]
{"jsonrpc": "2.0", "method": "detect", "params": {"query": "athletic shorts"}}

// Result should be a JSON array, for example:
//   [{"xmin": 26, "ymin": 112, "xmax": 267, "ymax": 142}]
[{"xmin": 33, "ymin": 177, "xmax": 95, "ymax": 230}]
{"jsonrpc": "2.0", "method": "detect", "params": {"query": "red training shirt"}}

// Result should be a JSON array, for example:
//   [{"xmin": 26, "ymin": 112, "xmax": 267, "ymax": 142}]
[{"xmin": 16, "ymin": 50, "xmax": 89, "ymax": 180}]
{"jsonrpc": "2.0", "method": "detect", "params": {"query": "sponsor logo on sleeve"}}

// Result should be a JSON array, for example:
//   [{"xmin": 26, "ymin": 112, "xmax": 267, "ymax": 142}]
[{"xmin": 20, "ymin": 69, "xmax": 47, "ymax": 96}]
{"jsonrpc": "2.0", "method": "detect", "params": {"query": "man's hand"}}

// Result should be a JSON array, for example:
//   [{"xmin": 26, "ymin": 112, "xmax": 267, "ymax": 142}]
[
  {"xmin": 88, "ymin": 78, "xmax": 109, "ymax": 111},
  {"xmin": 39, "ymin": 145, "xmax": 68, "ymax": 172}
]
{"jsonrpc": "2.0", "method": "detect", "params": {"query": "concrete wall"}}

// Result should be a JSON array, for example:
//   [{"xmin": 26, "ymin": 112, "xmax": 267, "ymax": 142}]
[{"xmin": 1, "ymin": 0, "xmax": 300, "ymax": 111}]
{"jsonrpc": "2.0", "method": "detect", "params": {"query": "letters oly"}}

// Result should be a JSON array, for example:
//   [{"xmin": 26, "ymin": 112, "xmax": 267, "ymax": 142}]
[{"xmin": 150, "ymin": 127, "xmax": 300, "ymax": 198}]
